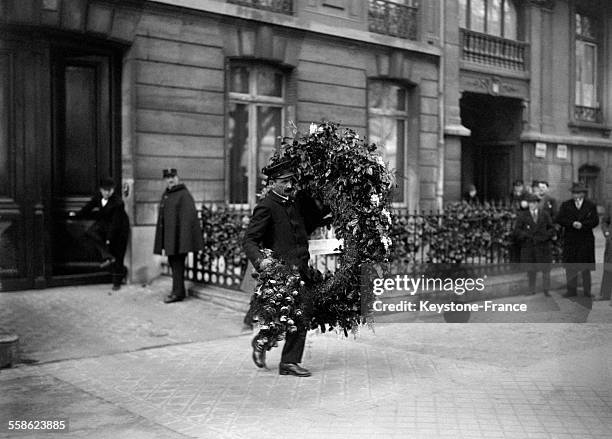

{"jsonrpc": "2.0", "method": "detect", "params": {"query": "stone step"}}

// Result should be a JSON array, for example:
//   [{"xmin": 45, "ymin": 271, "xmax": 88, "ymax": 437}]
[{"xmin": 189, "ymin": 284, "xmax": 250, "ymax": 313}]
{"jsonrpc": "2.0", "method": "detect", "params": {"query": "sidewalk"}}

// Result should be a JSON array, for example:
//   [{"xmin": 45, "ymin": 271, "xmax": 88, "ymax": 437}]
[{"xmin": 1, "ymin": 281, "xmax": 611, "ymax": 438}]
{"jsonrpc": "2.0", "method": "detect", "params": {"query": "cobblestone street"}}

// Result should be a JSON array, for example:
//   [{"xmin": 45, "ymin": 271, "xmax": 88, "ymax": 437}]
[{"xmin": 1, "ymin": 282, "xmax": 611, "ymax": 438}]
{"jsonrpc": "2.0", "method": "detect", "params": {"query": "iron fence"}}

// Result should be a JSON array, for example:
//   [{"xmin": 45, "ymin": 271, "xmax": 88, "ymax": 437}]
[{"xmin": 162, "ymin": 202, "xmax": 563, "ymax": 289}]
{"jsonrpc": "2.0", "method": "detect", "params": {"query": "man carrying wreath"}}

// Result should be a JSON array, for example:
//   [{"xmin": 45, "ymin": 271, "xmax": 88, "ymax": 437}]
[{"xmin": 243, "ymin": 157, "xmax": 329, "ymax": 377}]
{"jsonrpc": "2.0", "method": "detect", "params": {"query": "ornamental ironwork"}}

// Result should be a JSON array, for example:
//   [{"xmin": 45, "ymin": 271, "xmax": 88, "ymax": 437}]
[
  {"xmin": 227, "ymin": 0, "xmax": 293, "ymax": 15},
  {"xmin": 368, "ymin": 0, "xmax": 419, "ymax": 41},
  {"xmin": 575, "ymin": 105, "xmax": 603, "ymax": 124}
]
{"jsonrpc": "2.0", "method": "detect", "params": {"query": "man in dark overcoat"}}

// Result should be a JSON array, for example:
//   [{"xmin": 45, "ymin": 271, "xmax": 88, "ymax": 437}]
[
  {"xmin": 243, "ymin": 158, "xmax": 328, "ymax": 377},
  {"xmin": 555, "ymin": 182, "xmax": 599, "ymax": 297},
  {"xmin": 596, "ymin": 202, "xmax": 612, "ymax": 303},
  {"xmin": 154, "ymin": 168, "xmax": 204, "ymax": 303},
  {"xmin": 538, "ymin": 180, "xmax": 558, "ymax": 219},
  {"xmin": 514, "ymin": 193, "xmax": 555, "ymax": 295},
  {"xmin": 71, "ymin": 177, "xmax": 129, "ymax": 290}
]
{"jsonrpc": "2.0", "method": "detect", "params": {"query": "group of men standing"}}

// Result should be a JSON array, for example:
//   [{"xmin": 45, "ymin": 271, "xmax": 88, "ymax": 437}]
[{"xmin": 511, "ymin": 179, "xmax": 610, "ymax": 301}]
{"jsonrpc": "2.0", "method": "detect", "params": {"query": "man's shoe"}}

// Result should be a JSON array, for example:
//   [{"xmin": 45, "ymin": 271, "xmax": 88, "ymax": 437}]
[
  {"xmin": 112, "ymin": 285, "xmax": 121, "ymax": 291},
  {"xmin": 562, "ymin": 292, "xmax": 577, "ymax": 298},
  {"xmin": 163, "ymin": 294, "xmax": 184, "ymax": 303},
  {"xmin": 100, "ymin": 257, "xmax": 116, "ymax": 269},
  {"xmin": 543, "ymin": 291, "xmax": 550, "ymax": 297},
  {"xmin": 251, "ymin": 337, "xmax": 266, "ymax": 368},
  {"xmin": 279, "ymin": 363, "xmax": 311, "ymax": 377}
]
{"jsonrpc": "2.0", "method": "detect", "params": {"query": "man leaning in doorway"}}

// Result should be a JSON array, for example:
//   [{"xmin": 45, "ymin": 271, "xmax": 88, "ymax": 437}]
[
  {"xmin": 555, "ymin": 182, "xmax": 599, "ymax": 298},
  {"xmin": 153, "ymin": 168, "xmax": 204, "ymax": 303},
  {"xmin": 71, "ymin": 177, "xmax": 129, "ymax": 290}
]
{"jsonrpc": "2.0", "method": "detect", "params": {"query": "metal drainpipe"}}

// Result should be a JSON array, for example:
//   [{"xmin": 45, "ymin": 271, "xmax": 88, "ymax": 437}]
[{"xmin": 436, "ymin": 0, "xmax": 446, "ymax": 212}]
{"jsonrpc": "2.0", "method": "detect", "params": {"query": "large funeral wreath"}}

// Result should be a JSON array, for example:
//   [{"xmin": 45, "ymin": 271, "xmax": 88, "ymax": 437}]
[{"xmin": 251, "ymin": 122, "xmax": 393, "ymax": 350}]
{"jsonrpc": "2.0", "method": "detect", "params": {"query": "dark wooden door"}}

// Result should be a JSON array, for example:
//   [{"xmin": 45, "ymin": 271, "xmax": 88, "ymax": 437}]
[
  {"xmin": 0, "ymin": 46, "xmax": 29, "ymax": 290},
  {"xmin": 49, "ymin": 51, "xmax": 117, "ymax": 280},
  {"xmin": 476, "ymin": 144, "xmax": 512, "ymax": 202}
]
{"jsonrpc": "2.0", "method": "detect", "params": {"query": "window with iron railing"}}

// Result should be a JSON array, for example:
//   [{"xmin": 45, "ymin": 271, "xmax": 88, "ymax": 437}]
[
  {"xmin": 368, "ymin": 0, "xmax": 419, "ymax": 40},
  {"xmin": 227, "ymin": 0, "xmax": 293, "ymax": 15}
]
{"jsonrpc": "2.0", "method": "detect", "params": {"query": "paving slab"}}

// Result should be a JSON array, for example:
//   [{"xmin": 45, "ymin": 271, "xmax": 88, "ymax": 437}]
[{"xmin": 1, "ymin": 281, "xmax": 611, "ymax": 438}]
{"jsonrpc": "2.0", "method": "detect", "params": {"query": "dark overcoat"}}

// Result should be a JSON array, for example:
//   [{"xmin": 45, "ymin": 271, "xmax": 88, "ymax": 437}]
[
  {"xmin": 77, "ymin": 192, "xmax": 129, "ymax": 255},
  {"xmin": 555, "ymin": 198, "xmax": 599, "ymax": 265},
  {"xmin": 153, "ymin": 184, "xmax": 204, "ymax": 256},
  {"xmin": 539, "ymin": 194, "xmax": 558, "ymax": 218},
  {"xmin": 601, "ymin": 202, "xmax": 612, "ymax": 272},
  {"xmin": 513, "ymin": 209, "xmax": 555, "ymax": 264},
  {"xmin": 242, "ymin": 191, "xmax": 327, "ymax": 277}
]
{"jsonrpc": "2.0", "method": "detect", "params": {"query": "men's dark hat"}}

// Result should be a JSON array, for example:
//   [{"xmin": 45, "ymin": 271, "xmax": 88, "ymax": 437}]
[
  {"xmin": 525, "ymin": 193, "xmax": 540, "ymax": 202},
  {"xmin": 513, "ymin": 179, "xmax": 524, "ymax": 186},
  {"xmin": 262, "ymin": 157, "xmax": 296, "ymax": 179},
  {"xmin": 570, "ymin": 182, "xmax": 588, "ymax": 193},
  {"xmin": 99, "ymin": 177, "xmax": 115, "ymax": 189},
  {"xmin": 163, "ymin": 168, "xmax": 178, "ymax": 178}
]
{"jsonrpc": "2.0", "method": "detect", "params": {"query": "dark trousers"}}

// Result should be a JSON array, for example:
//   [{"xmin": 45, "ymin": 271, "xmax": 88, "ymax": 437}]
[
  {"xmin": 86, "ymin": 226, "xmax": 127, "ymax": 287},
  {"xmin": 85, "ymin": 226, "xmax": 114, "ymax": 261},
  {"xmin": 600, "ymin": 271, "xmax": 612, "ymax": 300},
  {"xmin": 566, "ymin": 268, "xmax": 591, "ymax": 296},
  {"xmin": 528, "ymin": 270, "xmax": 550, "ymax": 293},
  {"xmin": 168, "ymin": 253, "xmax": 187, "ymax": 297},
  {"xmin": 281, "ymin": 327, "xmax": 307, "ymax": 364}
]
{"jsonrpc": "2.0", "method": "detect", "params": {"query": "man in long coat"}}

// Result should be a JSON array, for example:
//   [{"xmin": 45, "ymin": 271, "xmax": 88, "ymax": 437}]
[
  {"xmin": 555, "ymin": 182, "xmax": 599, "ymax": 297},
  {"xmin": 596, "ymin": 202, "xmax": 612, "ymax": 303},
  {"xmin": 73, "ymin": 177, "xmax": 129, "ymax": 290},
  {"xmin": 154, "ymin": 168, "xmax": 204, "ymax": 303},
  {"xmin": 514, "ymin": 193, "xmax": 555, "ymax": 295},
  {"xmin": 243, "ymin": 158, "xmax": 328, "ymax": 377}
]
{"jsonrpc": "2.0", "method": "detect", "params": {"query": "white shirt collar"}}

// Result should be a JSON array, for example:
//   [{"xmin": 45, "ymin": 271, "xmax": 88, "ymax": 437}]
[{"xmin": 272, "ymin": 190, "xmax": 289, "ymax": 202}]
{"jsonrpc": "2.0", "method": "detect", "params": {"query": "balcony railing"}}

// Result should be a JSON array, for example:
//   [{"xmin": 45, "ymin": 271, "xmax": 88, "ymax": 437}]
[
  {"xmin": 574, "ymin": 105, "xmax": 603, "ymax": 124},
  {"xmin": 368, "ymin": 0, "xmax": 419, "ymax": 40},
  {"xmin": 227, "ymin": 0, "xmax": 293, "ymax": 15},
  {"xmin": 461, "ymin": 28, "xmax": 527, "ymax": 71}
]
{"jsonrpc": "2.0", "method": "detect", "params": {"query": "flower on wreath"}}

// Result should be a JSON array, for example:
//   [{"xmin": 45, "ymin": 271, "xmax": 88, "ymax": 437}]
[
  {"xmin": 370, "ymin": 194, "xmax": 380, "ymax": 207},
  {"xmin": 381, "ymin": 208, "xmax": 392, "ymax": 224}
]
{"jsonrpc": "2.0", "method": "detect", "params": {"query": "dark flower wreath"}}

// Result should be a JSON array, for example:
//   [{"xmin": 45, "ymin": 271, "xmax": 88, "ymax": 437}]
[{"xmin": 250, "ymin": 122, "xmax": 393, "ymax": 345}]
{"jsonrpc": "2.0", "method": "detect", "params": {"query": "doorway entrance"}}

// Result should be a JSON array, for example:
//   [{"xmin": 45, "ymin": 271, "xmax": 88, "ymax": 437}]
[
  {"xmin": 0, "ymin": 34, "xmax": 122, "ymax": 291},
  {"xmin": 460, "ymin": 93, "xmax": 523, "ymax": 202}
]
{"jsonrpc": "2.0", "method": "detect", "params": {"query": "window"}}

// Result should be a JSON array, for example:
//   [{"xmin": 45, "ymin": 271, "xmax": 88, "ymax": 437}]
[
  {"xmin": 459, "ymin": 0, "xmax": 518, "ymax": 40},
  {"xmin": 228, "ymin": 63, "xmax": 285, "ymax": 205},
  {"xmin": 575, "ymin": 12, "xmax": 600, "ymax": 113},
  {"xmin": 578, "ymin": 164, "xmax": 600, "ymax": 204},
  {"xmin": 368, "ymin": 80, "xmax": 409, "ymax": 203}
]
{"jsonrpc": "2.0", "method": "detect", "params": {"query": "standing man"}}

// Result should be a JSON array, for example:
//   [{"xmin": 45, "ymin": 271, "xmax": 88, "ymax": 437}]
[
  {"xmin": 154, "ymin": 168, "xmax": 204, "ymax": 303},
  {"xmin": 596, "ymin": 202, "xmax": 612, "ymax": 304},
  {"xmin": 538, "ymin": 180, "xmax": 558, "ymax": 218},
  {"xmin": 555, "ymin": 182, "xmax": 599, "ymax": 297},
  {"xmin": 243, "ymin": 158, "xmax": 328, "ymax": 377},
  {"xmin": 71, "ymin": 177, "xmax": 129, "ymax": 290},
  {"xmin": 514, "ymin": 193, "xmax": 555, "ymax": 296}
]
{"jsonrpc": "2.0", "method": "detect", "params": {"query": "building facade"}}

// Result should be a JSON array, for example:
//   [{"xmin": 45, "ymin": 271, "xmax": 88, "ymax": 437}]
[
  {"xmin": 0, "ymin": 0, "xmax": 441, "ymax": 289},
  {"xmin": 444, "ymin": 0, "xmax": 612, "ymax": 208},
  {"xmin": 1, "ymin": 0, "xmax": 611, "ymax": 291}
]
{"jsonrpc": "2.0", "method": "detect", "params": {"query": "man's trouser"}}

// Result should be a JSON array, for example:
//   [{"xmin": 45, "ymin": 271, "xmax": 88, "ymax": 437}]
[{"xmin": 168, "ymin": 253, "xmax": 187, "ymax": 297}]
